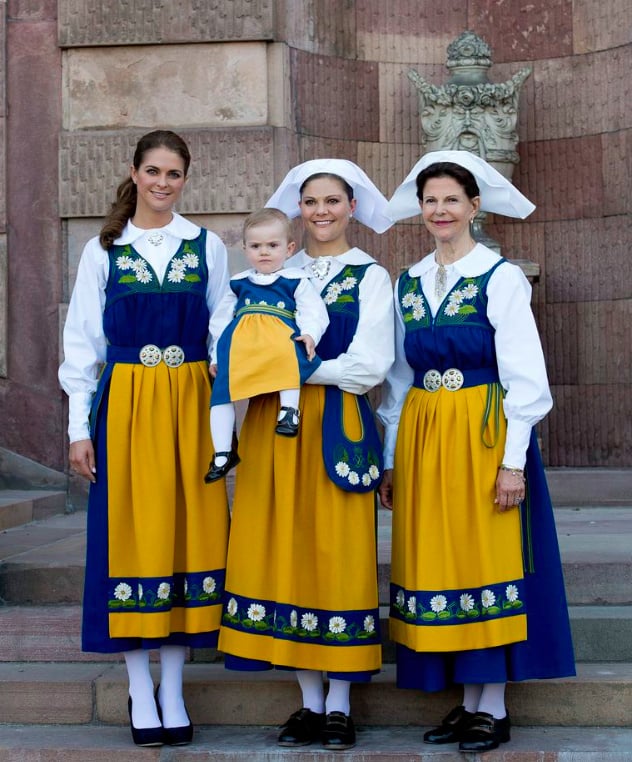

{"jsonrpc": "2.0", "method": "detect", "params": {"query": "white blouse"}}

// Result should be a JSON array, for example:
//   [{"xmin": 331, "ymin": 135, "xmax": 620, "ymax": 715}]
[
  {"xmin": 286, "ymin": 247, "xmax": 395, "ymax": 395},
  {"xmin": 58, "ymin": 213, "xmax": 230, "ymax": 443},
  {"xmin": 377, "ymin": 243, "xmax": 552, "ymax": 470},
  {"xmin": 208, "ymin": 267, "xmax": 330, "ymax": 365}
]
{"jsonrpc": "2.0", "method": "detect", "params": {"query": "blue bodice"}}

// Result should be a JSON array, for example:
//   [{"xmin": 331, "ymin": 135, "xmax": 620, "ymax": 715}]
[{"xmin": 103, "ymin": 230, "xmax": 209, "ymax": 349}]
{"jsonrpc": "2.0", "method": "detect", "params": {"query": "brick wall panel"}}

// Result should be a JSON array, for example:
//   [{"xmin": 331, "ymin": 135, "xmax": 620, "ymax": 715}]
[
  {"xmin": 379, "ymin": 63, "xmax": 447, "ymax": 147},
  {"xmin": 469, "ymin": 0, "xmax": 573, "ymax": 62},
  {"xmin": 276, "ymin": 0, "xmax": 357, "ymax": 57},
  {"xmin": 602, "ymin": 129, "xmax": 632, "ymax": 217},
  {"xmin": 543, "ymin": 217, "xmax": 632, "ymax": 304},
  {"xmin": 547, "ymin": 385, "xmax": 632, "ymax": 466},
  {"xmin": 58, "ymin": 0, "xmax": 274, "ymax": 46},
  {"xmin": 59, "ymin": 128, "xmax": 275, "ymax": 217},
  {"xmin": 355, "ymin": 0, "xmax": 467, "ymax": 63},
  {"xmin": 544, "ymin": 301, "xmax": 632, "ymax": 386},
  {"xmin": 519, "ymin": 136, "xmax": 604, "ymax": 223},
  {"xmin": 529, "ymin": 47, "xmax": 632, "ymax": 141},
  {"xmin": 294, "ymin": 50, "xmax": 379, "ymax": 142}
]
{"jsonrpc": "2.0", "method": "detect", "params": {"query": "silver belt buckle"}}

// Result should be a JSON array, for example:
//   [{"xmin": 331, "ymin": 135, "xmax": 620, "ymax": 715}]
[
  {"xmin": 442, "ymin": 368, "xmax": 464, "ymax": 391},
  {"xmin": 139, "ymin": 344, "xmax": 162, "ymax": 367},
  {"xmin": 423, "ymin": 369, "xmax": 442, "ymax": 392},
  {"xmin": 163, "ymin": 345, "xmax": 185, "ymax": 368}
]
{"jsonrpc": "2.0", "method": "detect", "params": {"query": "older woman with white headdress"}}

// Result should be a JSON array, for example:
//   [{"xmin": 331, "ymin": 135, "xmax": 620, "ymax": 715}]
[
  {"xmin": 378, "ymin": 151, "xmax": 575, "ymax": 752},
  {"xmin": 218, "ymin": 159, "xmax": 394, "ymax": 751}
]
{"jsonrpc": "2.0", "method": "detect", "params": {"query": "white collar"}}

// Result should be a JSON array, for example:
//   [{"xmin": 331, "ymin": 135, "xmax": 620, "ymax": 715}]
[
  {"xmin": 115, "ymin": 213, "xmax": 200, "ymax": 245},
  {"xmin": 231, "ymin": 266, "xmax": 307, "ymax": 281},
  {"xmin": 287, "ymin": 247, "xmax": 376, "ymax": 269},
  {"xmin": 409, "ymin": 243, "xmax": 501, "ymax": 279}
]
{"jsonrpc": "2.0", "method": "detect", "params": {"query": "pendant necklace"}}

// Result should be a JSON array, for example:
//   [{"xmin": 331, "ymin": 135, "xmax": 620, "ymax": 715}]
[
  {"xmin": 147, "ymin": 231, "xmax": 166, "ymax": 246},
  {"xmin": 434, "ymin": 255, "xmax": 447, "ymax": 299},
  {"xmin": 310, "ymin": 257, "xmax": 332, "ymax": 279}
]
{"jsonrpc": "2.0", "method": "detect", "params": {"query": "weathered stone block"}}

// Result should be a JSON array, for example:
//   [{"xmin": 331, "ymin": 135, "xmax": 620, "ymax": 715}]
[
  {"xmin": 543, "ymin": 217, "xmax": 632, "ymax": 304},
  {"xmin": 277, "ymin": 0, "xmax": 357, "ymax": 58},
  {"xmin": 58, "ymin": 0, "xmax": 274, "ymax": 46},
  {"xmin": 529, "ymin": 47, "xmax": 631, "ymax": 141},
  {"xmin": 63, "ymin": 42, "xmax": 268, "ymax": 131},
  {"xmin": 59, "ymin": 128, "xmax": 276, "ymax": 217},
  {"xmin": 356, "ymin": 0, "xmax": 468, "ymax": 64},
  {"xmin": 603, "ymin": 129, "xmax": 632, "ymax": 217},
  {"xmin": 520, "ymin": 136, "xmax": 604, "ymax": 222},
  {"xmin": 470, "ymin": 0, "xmax": 573, "ymax": 62},
  {"xmin": 293, "ymin": 49, "xmax": 379, "ymax": 141},
  {"xmin": 572, "ymin": 0, "xmax": 632, "ymax": 54},
  {"xmin": 0, "ymin": 234, "xmax": 6, "ymax": 378}
]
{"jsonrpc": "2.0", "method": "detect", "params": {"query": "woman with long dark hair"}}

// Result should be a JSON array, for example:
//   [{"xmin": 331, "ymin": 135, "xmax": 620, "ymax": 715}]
[{"xmin": 59, "ymin": 130, "xmax": 231, "ymax": 747}]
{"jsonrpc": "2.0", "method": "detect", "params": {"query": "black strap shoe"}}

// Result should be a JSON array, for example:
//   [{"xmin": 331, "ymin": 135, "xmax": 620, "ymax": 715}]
[
  {"xmin": 423, "ymin": 704, "xmax": 474, "ymax": 744},
  {"xmin": 322, "ymin": 711, "xmax": 356, "ymax": 750},
  {"xmin": 277, "ymin": 707, "xmax": 325, "ymax": 746},
  {"xmin": 275, "ymin": 406, "xmax": 300, "ymax": 437},
  {"xmin": 458, "ymin": 711, "xmax": 511, "ymax": 751},
  {"xmin": 203, "ymin": 449, "xmax": 240, "ymax": 483}
]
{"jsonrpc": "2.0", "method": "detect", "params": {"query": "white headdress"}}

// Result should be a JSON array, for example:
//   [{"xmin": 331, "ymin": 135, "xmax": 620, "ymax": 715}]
[
  {"xmin": 387, "ymin": 150, "xmax": 535, "ymax": 221},
  {"xmin": 265, "ymin": 158, "xmax": 393, "ymax": 233}
]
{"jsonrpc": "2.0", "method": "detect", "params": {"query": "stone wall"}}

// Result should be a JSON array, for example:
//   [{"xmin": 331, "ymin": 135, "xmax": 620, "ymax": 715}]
[{"xmin": 0, "ymin": 0, "xmax": 629, "ymax": 470}]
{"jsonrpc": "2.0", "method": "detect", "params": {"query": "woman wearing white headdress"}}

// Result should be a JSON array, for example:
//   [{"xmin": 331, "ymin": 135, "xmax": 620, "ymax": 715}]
[
  {"xmin": 378, "ymin": 151, "xmax": 575, "ymax": 752},
  {"xmin": 218, "ymin": 159, "xmax": 395, "ymax": 750}
]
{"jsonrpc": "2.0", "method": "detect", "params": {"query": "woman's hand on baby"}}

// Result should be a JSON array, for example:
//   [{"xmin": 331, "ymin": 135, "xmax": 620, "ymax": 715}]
[{"xmin": 296, "ymin": 334, "xmax": 316, "ymax": 360}]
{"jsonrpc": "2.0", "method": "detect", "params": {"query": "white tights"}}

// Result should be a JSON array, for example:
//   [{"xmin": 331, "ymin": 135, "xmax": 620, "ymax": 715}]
[
  {"xmin": 462, "ymin": 682, "xmax": 507, "ymax": 719},
  {"xmin": 124, "ymin": 646, "xmax": 190, "ymax": 729},
  {"xmin": 296, "ymin": 669, "xmax": 351, "ymax": 715}
]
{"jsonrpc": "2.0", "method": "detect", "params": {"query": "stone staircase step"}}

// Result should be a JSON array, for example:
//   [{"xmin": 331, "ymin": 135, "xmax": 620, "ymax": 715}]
[
  {"xmin": 0, "ymin": 661, "xmax": 630, "ymax": 728},
  {"xmin": 0, "ymin": 606, "xmax": 120, "ymax": 663},
  {"xmin": 570, "ymin": 605, "xmax": 632, "ymax": 662},
  {"xmin": 0, "ymin": 489, "xmax": 66, "ymax": 531},
  {"xmin": 545, "ymin": 468, "xmax": 632, "ymax": 507},
  {"xmin": 1, "ymin": 723, "xmax": 632, "ymax": 760},
  {"xmin": 0, "ymin": 512, "xmax": 85, "ymax": 604},
  {"xmin": 2, "ymin": 601, "xmax": 632, "ymax": 665}
]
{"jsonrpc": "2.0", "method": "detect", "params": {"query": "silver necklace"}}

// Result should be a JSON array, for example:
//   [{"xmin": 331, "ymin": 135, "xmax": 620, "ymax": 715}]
[
  {"xmin": 309, "ymin": 257, "xmax": 332, "ymax": 279},
  {"xmin": 435, "ymin": 257, "xmax": 447, "ymax": 299},
  {"xmin": 147, "ymin": 231, "xmax": 166, "ymax": 246}
]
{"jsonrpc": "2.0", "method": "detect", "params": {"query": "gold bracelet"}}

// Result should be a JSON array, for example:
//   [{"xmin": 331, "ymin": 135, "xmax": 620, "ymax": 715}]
[{"xmin": 499, "ymin": 464, "xmax": 525, "ymax": 480}]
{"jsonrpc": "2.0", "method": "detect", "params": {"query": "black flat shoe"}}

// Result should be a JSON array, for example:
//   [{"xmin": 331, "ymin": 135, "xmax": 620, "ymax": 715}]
[
  {"xmin": 458, "ymin": 711, "xmax": 511, "ymax": 752},
  {"xmin": 127, "ymin": 697, "xmax": 164, "ymax": 747},
  {"xmin": 204, "ymin": 449, "xmax": 240, "ymax": 483},
  {"xmin": 322, "ymin": 711, "xmax": 356, "ymax": 750},
  {"xmin": 155, "ymin": 687, "xmax": 193, "ymax": 746},
  {"xmin": 277, "ymin": 707, "xmax": 325, "ymax": 747},
  {"xmin": 275, "ymin": 406, "xmax": 300, "ymax": 437},
  {"xmin": 423, "ymin": 704, "xmax": 474, "ymax": 744}
]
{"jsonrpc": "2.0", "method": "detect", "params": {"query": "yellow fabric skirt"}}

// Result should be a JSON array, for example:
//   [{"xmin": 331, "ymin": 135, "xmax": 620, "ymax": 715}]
[
  {"xmin": 218, "ymin": 385, "xmax": 381, "ymax": 673},
  {"xmin": 228, "ymin": 315, "xmax": 300, "ymax": 400},
  {"xmin": 105, "ymin": 360, "xmax": 230, "ymax": 640},
  {"xmin": 390, "ymin": 384, "xmax": 526, "ymax": 653}
]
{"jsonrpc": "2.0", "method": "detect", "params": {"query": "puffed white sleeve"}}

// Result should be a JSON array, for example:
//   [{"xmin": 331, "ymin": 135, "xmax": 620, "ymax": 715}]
[
  {"xmin": 306, "ymin": 264, "xmax": 395, "ymax": 394},
  {"xmin": 58, "ymin": 239, "xmax": 109, "ymax": 443},
  {"xmin": 208, "ymin": 285, "xmax": 237, "ymax": 365},
  {"xmin": 204, "ymin": 230, "xmax": 231, "ymax": 318},
  {"xmin": 376, "ymin": 279, "xmax": 414, "ymax": 469},
  {"xmin": 487, "ymin": 262, "xmax": 553, "ymax": 469},
  {"xmin": 294, "ymin": 279, "xmax": 329, "ymax": 344}
]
